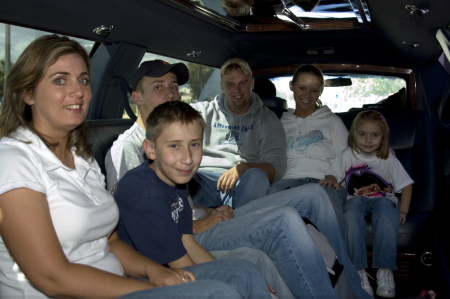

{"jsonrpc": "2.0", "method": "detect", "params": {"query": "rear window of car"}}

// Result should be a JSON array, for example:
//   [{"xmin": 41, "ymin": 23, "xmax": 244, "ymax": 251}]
[{"xmin": 271, "ymin": 74, "xmax": 407, "ymax": 113}]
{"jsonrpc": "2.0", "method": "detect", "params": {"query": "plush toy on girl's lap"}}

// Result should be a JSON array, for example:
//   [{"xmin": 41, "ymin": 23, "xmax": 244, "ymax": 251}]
[{"xmin": 353, "ymin": 184, "xmax": 393, "ymax": 197}]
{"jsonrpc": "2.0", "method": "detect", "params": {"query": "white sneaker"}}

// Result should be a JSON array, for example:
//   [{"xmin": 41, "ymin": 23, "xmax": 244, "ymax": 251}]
[
  {"xmin": 376, "ymin": 269, "xmax": 395, "ymax": 298},
  {"xmin": 358, "ymin": 269, "xmax": 374, "ymax": 296}
]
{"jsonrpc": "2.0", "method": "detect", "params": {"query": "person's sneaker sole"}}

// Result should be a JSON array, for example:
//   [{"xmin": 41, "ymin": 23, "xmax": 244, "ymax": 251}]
[{"xmin": 376, "ymin": 287, "xmax": 395, "ymax": 298}]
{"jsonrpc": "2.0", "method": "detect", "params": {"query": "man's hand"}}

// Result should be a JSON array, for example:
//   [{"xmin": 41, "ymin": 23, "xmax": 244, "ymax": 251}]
[
  {"xmin": 210, "ymin": 205, "xmax": 234, "ymax": 219},
  {"xmin": 319, "ymin": 175, "xmax": 340, "ymax": 190},
  {"xmin": 193, "ymin": 214, "xmax": 227, "ymax": 235},
  {"xmin": 147, "ymin": 266, "xmax": 195, "ymax": 286},
  {"xmin": 217, "ymin": 163, "xmax": 248, "ymax": 193},
  {"xmin": 192, "ymin": 205, "xmax": 234, "ymax": 235}
]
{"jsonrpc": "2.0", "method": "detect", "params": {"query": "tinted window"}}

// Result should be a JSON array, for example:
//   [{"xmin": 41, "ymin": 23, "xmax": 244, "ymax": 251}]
[{"xmin": 271, "ymin": 74, "xmax": 406, "ymax": 112}]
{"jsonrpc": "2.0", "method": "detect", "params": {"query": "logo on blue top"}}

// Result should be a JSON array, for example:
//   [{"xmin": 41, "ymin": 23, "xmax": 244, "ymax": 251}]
[{"xmin": 286, "ymin": 130, "xmax": 323, "ymax": 151}]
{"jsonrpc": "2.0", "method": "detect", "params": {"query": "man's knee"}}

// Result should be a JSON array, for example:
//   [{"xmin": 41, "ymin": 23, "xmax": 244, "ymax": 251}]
[
  {"xmin": 240, "ymin": 168, "xmax": 269, "ymax": 184},
  {"xmin": 221, "ymin": 247, "xmax": 273, "ymax": 265},
  {"xmin": 299, "ymin": 184, "xmax": 333, "ymax": 211},
  {"xmin": 262, "ymin": 206, "xmax": 302, "ymax": 227}
]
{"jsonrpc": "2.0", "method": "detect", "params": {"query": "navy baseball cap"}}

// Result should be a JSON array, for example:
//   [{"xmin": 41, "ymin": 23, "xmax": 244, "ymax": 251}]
[{"xmin": 130, "ymin": 60, "xmax": 189, "ymax": 92}]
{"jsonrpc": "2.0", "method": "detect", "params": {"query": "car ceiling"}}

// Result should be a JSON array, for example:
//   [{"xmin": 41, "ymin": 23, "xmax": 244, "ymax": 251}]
[{"xmin": 0, "ymin": 0, "xmax": 449, "ymax": 71}]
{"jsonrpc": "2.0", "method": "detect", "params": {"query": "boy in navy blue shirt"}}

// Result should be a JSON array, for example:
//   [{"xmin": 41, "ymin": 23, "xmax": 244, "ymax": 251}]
[
  {"xmin": 115, "ymin": 101, "xmax": 217, "ymax": 267},
  {"xmin": 114, "ymin": 101, "xmax": 274, "ymax": 299}
]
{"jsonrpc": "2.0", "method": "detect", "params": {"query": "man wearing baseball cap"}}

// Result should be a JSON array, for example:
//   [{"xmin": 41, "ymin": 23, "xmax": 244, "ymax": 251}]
[
  {"xmin": 105, "ymin": 60, "xmax": 189, "ymax": 189},
  {"xmin": 189, "ymin": 58, "xmax": 287, "ymax": 209}
]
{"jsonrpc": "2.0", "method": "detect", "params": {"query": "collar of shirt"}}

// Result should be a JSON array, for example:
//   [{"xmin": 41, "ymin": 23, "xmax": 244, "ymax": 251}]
[{"xmin": 13, "ymin": 127, "xmax": 97, "ymax": 178}]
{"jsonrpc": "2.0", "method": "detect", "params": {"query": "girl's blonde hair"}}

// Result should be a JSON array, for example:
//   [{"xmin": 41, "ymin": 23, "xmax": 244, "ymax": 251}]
[
  {"xmin": 348, "ymin": 110, "xmax": 390, "ymax": 159},
  {"xmin": 291, "ymin": 64, "xmax": 324, "ymax": 108},
  {"xmin": 0, "ymin": 34, "xmax": 93, "ymax": 161}
]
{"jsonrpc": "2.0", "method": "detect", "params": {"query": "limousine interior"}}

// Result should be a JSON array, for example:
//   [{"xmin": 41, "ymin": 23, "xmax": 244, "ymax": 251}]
[{"xmin": 1, "ymin": 0, "xmax": 449, "ymax": 297}]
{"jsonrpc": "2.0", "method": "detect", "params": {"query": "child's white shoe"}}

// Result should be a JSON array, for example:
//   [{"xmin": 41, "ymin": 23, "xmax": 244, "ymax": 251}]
[
  {"xmin": 357, "ymin": 269, "xmax": 374, "ymax": 296},
  {"xmin": 376, "ymin": 269, "xmax": 395, "ymax": 298}
]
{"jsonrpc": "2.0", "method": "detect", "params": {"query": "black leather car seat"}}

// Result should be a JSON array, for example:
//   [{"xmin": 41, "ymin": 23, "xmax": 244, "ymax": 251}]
[
  {"xmin": 86, "ymin": 119, "xmax": 134, "ymax": 177},
  {"xmin": 254, "ymin": 78, "xmax": 288, "ymax": 118}
]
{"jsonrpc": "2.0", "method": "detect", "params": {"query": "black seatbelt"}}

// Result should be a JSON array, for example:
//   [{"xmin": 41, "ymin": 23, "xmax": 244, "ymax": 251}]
[{"xmin": 438, "ymin": 76, "xmax": 450, "ymax": 129}]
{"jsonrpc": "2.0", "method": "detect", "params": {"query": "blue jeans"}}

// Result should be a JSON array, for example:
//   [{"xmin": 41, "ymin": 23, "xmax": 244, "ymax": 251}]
[
  {"xmin": 344, "ymin": 196, "xmax": 400, "ymax": 271},
  {"xmin": 211, "ymin": 248, "xmax": 294, "ymax": 299},
  {"xmin": 189, "ymin": 169, "xmax": 270, "ymax": 208},
  {"xmin": 118, "ymin": 259, "xmax": 271, "ymax": 299},
  {"xmin": 118, "ymin": 280, "xmax": 241, "ymax": 299},
  {"xmin": 198, "ymin": 183, "xmax": 372, "ymax": 299},
  {"xmin": 268, "ymin": 178, "xmax": 347, "ymax": 238},
  {"xmin": 195, "ymin": 204, "xmax": 340, "ymax": 299}
]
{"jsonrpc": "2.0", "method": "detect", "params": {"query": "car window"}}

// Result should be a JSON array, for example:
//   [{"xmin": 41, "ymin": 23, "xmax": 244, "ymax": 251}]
[
  {"xmin": 0, "ymin": 22, "xmax": 95, "ymax": 107},
  {"xmin": 125, "ymin": 52, "xmax": 218, "ymax": 119},
  {"xmin": 270, "ymin": 74, "xmax": 406, "ymax": 113}
]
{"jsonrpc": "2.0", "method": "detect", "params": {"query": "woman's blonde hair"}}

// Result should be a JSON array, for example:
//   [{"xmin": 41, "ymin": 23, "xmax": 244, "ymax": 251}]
[
  {"xmin": 291, "ymin": 64, "xmax": 324, "ymax": 107},
  {"xmin": 0, "ymin": 34, "xmax": 93, "ymax": 161},
  {"xmin": 348, "ymin": 110, "xmax": 390, "ymax": 159}
]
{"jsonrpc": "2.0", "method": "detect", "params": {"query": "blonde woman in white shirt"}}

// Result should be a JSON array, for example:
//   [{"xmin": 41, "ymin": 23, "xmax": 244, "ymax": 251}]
[{"xmin": 267, "ymin": 65, "xmax": 349, "ymax": 237}]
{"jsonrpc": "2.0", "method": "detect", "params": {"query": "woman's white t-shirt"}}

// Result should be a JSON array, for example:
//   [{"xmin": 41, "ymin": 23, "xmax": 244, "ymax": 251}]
[{"xmin": 0, "ymin": 127, "xmax": 123, "ymax": 298}]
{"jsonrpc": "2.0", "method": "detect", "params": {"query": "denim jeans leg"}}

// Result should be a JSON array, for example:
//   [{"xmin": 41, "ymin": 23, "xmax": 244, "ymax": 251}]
[
  {"xmin": 371, "ymin": 197, "xmax": 400, "ymax": 270},
  {"xmin": 230, "ymin": 168, "xmax": 270, "ymax": 208},
  {"xmin": 311, "ymin": 179, "xmax": 347, "ymax": 238},
  {"xmin": 269, "ymin": 179, "xmax": 347, "ymax": 238},
  {"xmin": 196, "ymin": 205, "xmax": 339, "ymax": 298},
  {"xmin": 233, "ymin": 184, "xmax": 373, "ymax": 299},
  {"xmin": 184, "ymin": 259, "xmax": 272, "ymax": 299},
  {"xmin": 343, "ymin": 196, "xmax": 370, "ymax": 270},
  {"xmin": 210, "ymin": 248, "xmax": 295, "ymax": 299},
  {"xmin": 267, "ymin": 178, "xmax": 302, "ymax": 194},
  {"xmin": 189, "ymin": 171, "xmax": 223, "ymax": 207},
  {"xmin": 189, "ymin": 169, "xmax": 269, "ymax": 208},
  {"xmin": 118, "ymin": 280, "xmax": 242, "ymax": 299}
]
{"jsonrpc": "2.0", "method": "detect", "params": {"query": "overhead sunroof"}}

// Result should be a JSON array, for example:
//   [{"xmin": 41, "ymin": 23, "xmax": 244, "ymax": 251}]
[
  {"xmin": 161, "ymin": 0, "xmax": 372, "ymax": 32},
  {"xmin": 286, "ymin": 0, "xmax": 360, "ymax": 19}
]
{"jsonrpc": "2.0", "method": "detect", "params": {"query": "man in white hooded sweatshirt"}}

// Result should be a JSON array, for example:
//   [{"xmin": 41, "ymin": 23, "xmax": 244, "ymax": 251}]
[{"xmin": 189, "ymin": 58, "xmax": 287, "ymax": 209}]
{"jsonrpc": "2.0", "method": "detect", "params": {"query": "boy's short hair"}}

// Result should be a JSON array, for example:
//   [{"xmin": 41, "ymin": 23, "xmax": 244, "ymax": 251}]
[{"xmin": 146, "ymin": 101, "xmax": 206, "ymax": 143}]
